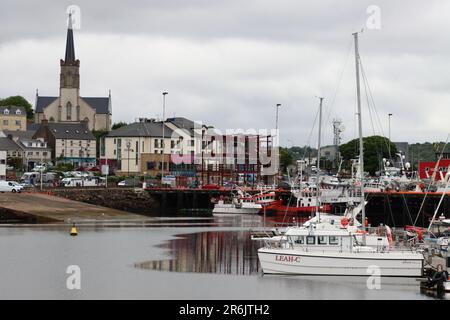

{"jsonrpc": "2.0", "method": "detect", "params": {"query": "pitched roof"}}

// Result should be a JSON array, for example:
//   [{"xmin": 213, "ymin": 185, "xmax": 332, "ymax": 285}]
[
  {"xmin": 3, "ymin": 130, "xmax": 36, "ymax": 140},
  {"xmin": 106, "ymin": 120, "xmax": 173, "ymax": 138},
  {"xmin": 42, "ymin": 122, "xmax": 94, "ymax": 140},
  {"xmin": 35, "ymin": 96, "xmax": 110, "ymax": 114},
  {"xmin": 0, "ymin": 137, "xmax": 21, "ymax": 151},
  {"xmin": 166, "ymin": 117, "xmax": 197, "ymax": 136},
  {"xmin": 80, "ymin": 97, "xmax": 110, "ymax": 114},
  {"xmin": 0, "ymin": 106, "xmax": 26, "ymax": 115},
  {"xmin": 35, "ymin": 96, "xmax": 58, "ymax": 112}
]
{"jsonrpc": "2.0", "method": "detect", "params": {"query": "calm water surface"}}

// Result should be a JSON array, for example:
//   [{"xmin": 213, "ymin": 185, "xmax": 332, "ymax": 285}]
[{"xmin": 0, "ymin": 215, "xmax": 436, "ymax": 299}]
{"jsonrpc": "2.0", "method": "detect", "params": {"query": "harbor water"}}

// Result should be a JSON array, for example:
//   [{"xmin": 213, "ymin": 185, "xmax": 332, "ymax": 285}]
[{"xmin": 0, "ymin": 215, "xmax": 437, "ymax": 299}]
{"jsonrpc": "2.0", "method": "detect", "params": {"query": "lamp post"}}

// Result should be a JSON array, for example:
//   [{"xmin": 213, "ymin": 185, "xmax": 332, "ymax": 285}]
[
  {"xmin": 125, "ymin": 139, "xmax": 133, "ymax": 177},
  {"xmin": 161, "ymin": 92, "xmax": 168, "ymax": 182}
]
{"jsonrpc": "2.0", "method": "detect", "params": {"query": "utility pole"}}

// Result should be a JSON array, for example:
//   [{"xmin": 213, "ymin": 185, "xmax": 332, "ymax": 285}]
[{"xmin": 315, "ymin": 96, "xmax": 323, "ymax": 222}]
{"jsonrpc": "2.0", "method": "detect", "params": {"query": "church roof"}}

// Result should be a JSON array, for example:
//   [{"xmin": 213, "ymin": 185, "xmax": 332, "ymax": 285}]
[
  {"xmin": 80, "ymin": 97, "xmax": 110, "ymax": 114},
  {"xmin": 107, "ymin": 120, "xmax": 173, "ymax": 138},
  {"xmin": 35, "ymin": 96, "xmax": 110, "ymax": 114}
]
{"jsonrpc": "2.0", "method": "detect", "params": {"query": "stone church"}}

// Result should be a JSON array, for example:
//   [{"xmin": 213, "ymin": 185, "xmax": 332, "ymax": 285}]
[{"xmin": 34, "ymin": 14, "xmax": 112, "ymax": 131}]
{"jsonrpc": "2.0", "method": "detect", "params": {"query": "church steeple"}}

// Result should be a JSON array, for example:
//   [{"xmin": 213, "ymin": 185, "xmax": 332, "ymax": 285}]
[
  {"xmin": 64, "ymin": 13, "xmax": 75, "ymax": 63},
  {"xmin": 60, "ymin": 13, "xmax": 80, "ymax": 89}
]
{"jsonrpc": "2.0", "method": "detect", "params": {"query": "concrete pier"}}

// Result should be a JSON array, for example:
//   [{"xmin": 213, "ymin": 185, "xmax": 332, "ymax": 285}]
[{"xmin": 0, "ymin": 193, "xmax": 146, "ymax": 223}]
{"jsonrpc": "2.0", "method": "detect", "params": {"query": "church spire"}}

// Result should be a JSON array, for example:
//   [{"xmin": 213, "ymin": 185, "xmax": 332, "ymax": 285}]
[{"xmin": 64, "ymin": 13, "xmax": 75, "ymax": 63}]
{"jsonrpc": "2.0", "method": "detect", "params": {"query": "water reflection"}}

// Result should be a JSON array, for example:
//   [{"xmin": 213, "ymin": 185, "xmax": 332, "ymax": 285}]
[{"xmin": 135, "ymin": 231, "xmax": 262, "ymax": 275}]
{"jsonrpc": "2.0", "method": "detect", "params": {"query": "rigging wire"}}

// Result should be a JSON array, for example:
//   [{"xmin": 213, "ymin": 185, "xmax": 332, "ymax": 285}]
[{"xmin": 413, "ymin": 132, "xmax": 450, "ymax": 226}]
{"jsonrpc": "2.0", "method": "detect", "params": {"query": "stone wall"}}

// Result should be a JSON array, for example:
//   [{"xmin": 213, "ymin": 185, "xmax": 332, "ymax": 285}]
[{"xmin": 51, "ymin": 188, "xmax": 160, "ymax": 216}]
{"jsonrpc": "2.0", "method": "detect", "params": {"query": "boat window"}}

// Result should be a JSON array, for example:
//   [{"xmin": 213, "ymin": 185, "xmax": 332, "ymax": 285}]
[
  {"xmin": 329, "ymin": 236, "xmax": 339, "ymax": 245},
  {"xmin": 306, "ymin": 236, "xmax": 315, "ymax": 245},
  {"xmin": 295, "ymin": 236, "xmax": 304, "ymax": 244},
  {"xmin": 318, "ymin": 236, "xmax": 327, "ymax": 245}
]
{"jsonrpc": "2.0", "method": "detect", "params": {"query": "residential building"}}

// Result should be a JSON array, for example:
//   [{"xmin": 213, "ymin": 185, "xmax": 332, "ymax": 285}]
[
  {"xmin": 34, "ymin": 14, "xmax": 112, "ymax": 131},
  {"xmin": 101, "ymin": 118, "xmax": 176, "ymax": 175},
  {"xmin": 0, "ymin": 136, "xmax": 23, "ymax": 170},
  {"xmin": 0, "ymin": 106, "xmax": 26, "ymax": 131},
  {"xmin": 33, "ymin": 120, "xmax": 96, "ymax": 167},
  {"xmin": 16, "ymin": 138, "xmax": 52, "ymax": 170}
]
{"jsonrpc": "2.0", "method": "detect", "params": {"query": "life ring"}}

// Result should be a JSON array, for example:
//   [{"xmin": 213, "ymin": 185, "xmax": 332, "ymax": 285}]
[{"xmin": 341, "ymin": 217, "xmax": 349, "ymax": 227}]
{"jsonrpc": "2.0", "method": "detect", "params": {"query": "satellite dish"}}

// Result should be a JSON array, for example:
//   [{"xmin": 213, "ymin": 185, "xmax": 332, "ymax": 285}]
[
  {"xmin": 386, "ymin": 161, "xmax": 390, "ymax": 166},
  {"xmin": 405, "ymin": 162, "xmax": 411, "ymax": 169}
]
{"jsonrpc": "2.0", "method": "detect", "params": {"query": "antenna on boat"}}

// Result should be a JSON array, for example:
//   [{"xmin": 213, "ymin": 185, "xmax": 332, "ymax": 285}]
[
  {"xmin": 353, "ymin": 31, "xmax": 366, "ymax": 245},
  {"xmin": 315, "ymin": 96, "xmax": 324, "ymax": 222}
]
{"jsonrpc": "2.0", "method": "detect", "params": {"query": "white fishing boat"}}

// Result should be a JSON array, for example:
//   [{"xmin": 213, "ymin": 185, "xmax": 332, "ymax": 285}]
[
  {"xmin": 256, "ymin": 32, "xmax": 425, "ymax": 277},
  {"xmin": 213, "ymin": 188, "xmax": 276, "ymax": 215}
]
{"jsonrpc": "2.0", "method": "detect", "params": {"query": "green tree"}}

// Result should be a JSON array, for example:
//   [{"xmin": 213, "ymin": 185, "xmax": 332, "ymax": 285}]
[
  {"xmin": 0, "ymin": 95, "xmax": 34, "ymax": 120},
  {"xmin": 339, "ymin": 135, "xmax": 397, "ymax": 175},
  {"xmin": 111, "ymin": 122, "xmax": 128, "ymax": 130},
  {"xmin": 279, "ymin": 147, "xmax": 294, "ymax": 172}
]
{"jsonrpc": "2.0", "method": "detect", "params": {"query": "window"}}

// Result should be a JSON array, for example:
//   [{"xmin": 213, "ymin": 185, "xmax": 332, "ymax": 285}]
[
  {"xmin": 318, "ymin": 236, "xmax": 327, "ymax": 245},
  {"xmin": 146, "ymin": 162, "xmax": 155, "ymax": 170},
  {"xmin": 76, "ymin": 105, "xmax": 80, "ymax": 121},
  {"xmin": 294, "ymin": 236, "xmax": 304, "ymax": 244},
  {"xmin": 171, "ymin": 140, "xmax": 175, "ymax": 149},
  {"xmin": 43, "ymin": 152, "xmax": 48, "ymax": 156},
  {"xmin": 329, "ymin": 236, "xmax": 339, "ymax": 245},
  {"xmin": 16, "ymin": 120, "xmax": 21, "ymax": 127},
  {"xmin": 15, "ymin": 109, "xmax": 21, "ymax": 115},
  {"xmin": 70, "ymin": 141, "xmax": 73, "ymax": 147},
  {"xmin": 3, "ymin": 109, "xmax": 9, "ymax": 115},
  {"xmin": 3, "ymin": 120, "xmax": 8, "ymax": 125},
  {"xmin": 154, "ymin": 139, "xmax": 158, "ymax": 148},
  {"xmin": 66, "ymin": 102, "xmax": 72, "ymax": 120},
  {"xmin": 306, "ymin": 236, "xmax": 315, "ymax": 245}
]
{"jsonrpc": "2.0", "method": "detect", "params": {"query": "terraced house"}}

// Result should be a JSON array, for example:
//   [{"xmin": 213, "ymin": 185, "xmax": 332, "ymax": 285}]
[{"xmin": 0, "ymin": 106, "xmax": 26, "ymax": 131}]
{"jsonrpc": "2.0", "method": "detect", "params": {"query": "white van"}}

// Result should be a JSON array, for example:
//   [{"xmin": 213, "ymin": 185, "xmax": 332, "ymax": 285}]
[{"xmin": 0, "ymin": 180, "xmax": 24, "ymax": 193}]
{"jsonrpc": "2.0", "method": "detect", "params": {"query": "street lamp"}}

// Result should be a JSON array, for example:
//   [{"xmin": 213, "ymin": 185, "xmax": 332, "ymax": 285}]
[
  {"xmin": 161, "ymin": 92, "xmax": 168, "ymax": 182},
  {"xmin": 125, "ymin": 139, "xmax": 133, "ymax": 177},
  {"xmin": 275, "ymin": 103, "xmax": 281, "ymax": 133}
]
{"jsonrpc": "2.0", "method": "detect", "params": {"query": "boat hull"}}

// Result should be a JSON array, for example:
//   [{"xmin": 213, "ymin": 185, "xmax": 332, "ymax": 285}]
[{"xmin": 258, "ymin": 248, "xmax": 424, "ymax": 277}]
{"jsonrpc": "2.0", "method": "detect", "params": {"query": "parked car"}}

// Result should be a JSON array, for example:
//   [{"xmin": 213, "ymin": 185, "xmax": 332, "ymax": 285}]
[
  {"xmin": 0, "ymin": 181, "xmax": 24, "ymax": 193},
  {"xmin": 5, "ymin": 165, "xmax": 14, "ymax": 171}
]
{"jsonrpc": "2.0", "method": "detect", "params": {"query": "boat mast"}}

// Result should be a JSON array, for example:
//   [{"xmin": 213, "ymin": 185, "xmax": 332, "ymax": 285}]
[
  {"xmin": 316, "ymin": 96, "xmax": 323, "ymax": 222},
  {"xmin": 353, "ymin": 32, "xmax": 366, "ymax": 243}
]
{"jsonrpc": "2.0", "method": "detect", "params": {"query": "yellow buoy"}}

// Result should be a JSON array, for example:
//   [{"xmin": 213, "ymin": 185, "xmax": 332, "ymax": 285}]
[{"xmin": 70, "ymin": 226, "xmax": 78, "ymax": 236}]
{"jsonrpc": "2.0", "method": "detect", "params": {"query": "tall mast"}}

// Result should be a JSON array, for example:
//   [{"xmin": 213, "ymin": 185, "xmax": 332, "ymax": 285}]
[
  {"xmin": 353, "ymin": 32, "xmax": 366, "ymax": 243},
  {"xmin": 316, "ymin": 97, "xmax": 323, "ymax": 222}
]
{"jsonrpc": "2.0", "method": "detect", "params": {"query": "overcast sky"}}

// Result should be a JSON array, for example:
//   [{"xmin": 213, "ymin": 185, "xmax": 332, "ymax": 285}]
[{"xmin": 1, "ymin": 0, "xmax": 449, "ymax": 146}]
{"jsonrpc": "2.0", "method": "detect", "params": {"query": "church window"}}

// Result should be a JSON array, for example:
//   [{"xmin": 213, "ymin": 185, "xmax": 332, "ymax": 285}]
[
  {"xmin": 49, "ymin": 117, "xmax": 55, "ymax": 122},
  {"xmin": 66, "ymin": 102, "xmax": 72, "ymax": 120},
  {"xmin": 76, "ymin": 105, "xmax": 80, "ymax": 121}
]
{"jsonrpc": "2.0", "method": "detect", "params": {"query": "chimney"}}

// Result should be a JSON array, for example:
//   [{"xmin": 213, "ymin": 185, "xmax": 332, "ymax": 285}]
[{"xmin": 41, "ymin": 119, "xmax": 49, "ymax": 127}]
